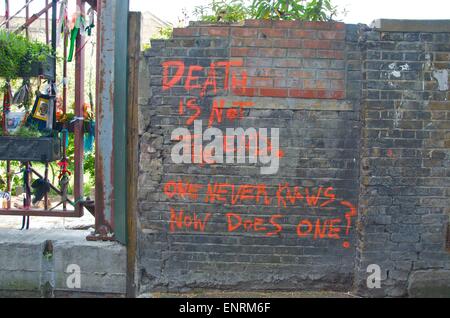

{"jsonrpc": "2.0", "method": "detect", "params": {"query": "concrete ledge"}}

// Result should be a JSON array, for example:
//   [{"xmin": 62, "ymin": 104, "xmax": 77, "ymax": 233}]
[
  {"xmin": 372, "ymin": 19, "xmax": 450, "ymax": 33},
  {"xmin": 141, "ymin": 290, "xmax": 355, "ymax": 298},
  {"xmin": 408, "ymin": 270, "xmax": 450, "ymax": 298},
  {"xmin": 0, "ymin": 229, "xmax": 126, "ymax": 297}
]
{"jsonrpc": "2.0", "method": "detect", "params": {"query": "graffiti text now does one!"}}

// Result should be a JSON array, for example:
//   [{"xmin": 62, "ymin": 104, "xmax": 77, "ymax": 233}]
[{"xmin": 165, "ymin": 180, "xmax": 357, "ymax": 249}]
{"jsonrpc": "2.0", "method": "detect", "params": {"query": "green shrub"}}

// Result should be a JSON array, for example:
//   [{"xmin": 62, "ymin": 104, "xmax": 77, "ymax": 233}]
[
  {"xmin": 251, "ymin": 0, "xmax": 337, "ymax": 21},
  {"xmin": 192, "ymin": 0, "xmax": 338, "ymax": 23},
  {"xmin": 0, "ymin": 30, "xmax": 52, "ymax": 80},
  {"xmin": 194, "ymin": 0, "xmax": 250, "ymax": 23},
  {"xmin": 151, "ymin": 26, "xmax": 174, "ymax": 40}
]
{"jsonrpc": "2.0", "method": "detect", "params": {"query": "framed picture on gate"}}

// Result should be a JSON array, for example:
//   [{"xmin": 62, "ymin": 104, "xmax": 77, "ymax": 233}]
[
  {"xmin": 32, "ymin": 95, "xmax": 50, "ymax": 121},
  {"xmin": 27, "ymin": 94, "xmax": 55, "ymax": 130}
]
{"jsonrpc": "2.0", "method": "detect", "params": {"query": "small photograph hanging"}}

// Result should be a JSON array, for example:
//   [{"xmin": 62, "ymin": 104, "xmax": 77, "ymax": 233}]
[
  {"xmin": 27, "ymin": 94, "xmax": 56, "ymax": 131},
  {"xmin": 6, "ymin": 112, "xmax": 26, "ymax": 134},
  {"xmin": 33, "ymin": 95, "xmax": 50, "ymax": 121}
]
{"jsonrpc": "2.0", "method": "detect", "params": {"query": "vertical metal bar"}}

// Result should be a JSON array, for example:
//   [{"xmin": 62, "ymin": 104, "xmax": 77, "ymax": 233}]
[
  {"xmin": 93, "ymin": 0, "xmax": 110, "ymax": 238},
  {"xmin": 44, "ymin": 164, "xmax": 49, "ymax": 210},
  {"xmin": 6, "ymin": 162, "xmax": 10, "ymax": 209},
  {"xmin": 5, "ymin": 82, "xmax": 10, "ymax": 209},
  {"xmin": 5, "ymin": 0, "xmax": 10, "ymax": 209},
  {"xmin": 45, "ymin": 0, "xmax": 57, "ymax": 211},
  {"xmin": 90, "ymin": 0, "xmax": 129, "ymax": 242},
  {"xmin": 63, "ymin": 33, "xmax": 67, "ymax": 115},
  {"xmin": 25, "ymin": 0, "xmax": 29, "ymax": 38},
  {"xmin": 4, "ymin": 0, "xmax": 9, "ymax": 29},
  {"xmin": 74, "ymin": 0, "xmax": 85, "ymax": 214},
  {"xmin": 51, "ymin": 0, "xmax": 57, "ymax": 55},
  {"xmin": 24, "ymin": 163, "xmax": 31, "ymax": 209},
  {"xmin": 45, "ymin": 0, "xmax": 49, "ymax": 44},
  {"xmin": 62, "ymin": 32, "xmax": 68, "ymax": 211},
  {"xmin": 113, "ymin": 0, "xmax": 130, "ymax": 244}
]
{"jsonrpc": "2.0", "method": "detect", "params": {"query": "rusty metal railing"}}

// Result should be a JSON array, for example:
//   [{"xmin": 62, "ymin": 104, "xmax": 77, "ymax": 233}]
[{"xmin": 0, "ymin": 0, "xmax": 96, "ymax": 221}]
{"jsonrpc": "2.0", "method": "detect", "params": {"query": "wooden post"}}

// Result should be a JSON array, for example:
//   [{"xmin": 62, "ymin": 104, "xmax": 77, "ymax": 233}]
[{"xmin": 126, "ymin": 11, "xmax": 141, "ymax": 299}]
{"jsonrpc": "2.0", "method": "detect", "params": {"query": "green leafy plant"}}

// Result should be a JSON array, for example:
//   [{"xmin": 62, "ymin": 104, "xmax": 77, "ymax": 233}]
[
  {"xmin": 13, "ymin": 126, "xmax": 45, "ymax": 138},
  {"xmin": 151, "ymin": 26, "xmax": 174, "ymax": 40},
  {"xmin": 0, "ymin": 162, "xmax": 23, "ymax": 196},
  {"xmin": 83, "ymin": 177, "xmax": 95, "ymax": 198},
  {"xmin": 190, "ymin": 0, "xmax": 337, "ymax": 23},
  {"xmin": 251, "ymin": 0, "xmax": 337, "ymax": 21},
  {"xmin": 193, "ymin": 0, "xmax": 250, "ymax": 23},
  {"xmin": 0, "ymin": 30, "xmax": 52, "ymax": 80}
]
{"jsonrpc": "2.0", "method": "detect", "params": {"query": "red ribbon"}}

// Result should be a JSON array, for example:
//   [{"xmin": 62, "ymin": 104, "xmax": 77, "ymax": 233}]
[{"xmin": 58, "ymin": 159, "xmax": 72, "ymax": 179}]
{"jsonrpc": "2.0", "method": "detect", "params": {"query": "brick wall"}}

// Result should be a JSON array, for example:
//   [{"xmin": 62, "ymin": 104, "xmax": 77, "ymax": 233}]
[
  {"xmin": 137, "ymin": 19, "xmax": 450, "ymax": 297},
  {"xmin": 138, "ymin": 20, "xmax": 361, "ymax": 293},
  {"xmin": 356, "ymin": 26, "xmax": 450, "ymax": 297},
  {"xmin": 172, "ymin": 20, "xmax": 347, "ymax": 99}
]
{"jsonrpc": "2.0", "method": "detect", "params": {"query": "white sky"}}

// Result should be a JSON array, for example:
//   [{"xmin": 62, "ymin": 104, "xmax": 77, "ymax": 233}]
[
  {"xmin": 129, "ymin": 0, "xmax": 450, "ymax": 26},
  {"xmin": 1, "ymin": 0, "xmax": 449, "ymax": 27}
]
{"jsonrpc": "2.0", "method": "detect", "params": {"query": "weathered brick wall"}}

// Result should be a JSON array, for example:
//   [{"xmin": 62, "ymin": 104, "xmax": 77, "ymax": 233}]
[
  {"xmin": 356, "ymin": 26, "xmax": 450, "ymax": 297},
  {"xmin": 138, "ymin": 20, "xmax": 361, "ymax": 292},
  {"xmin": 137, "ymin": 19, "xmax": 450, "ymax": 297}
]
